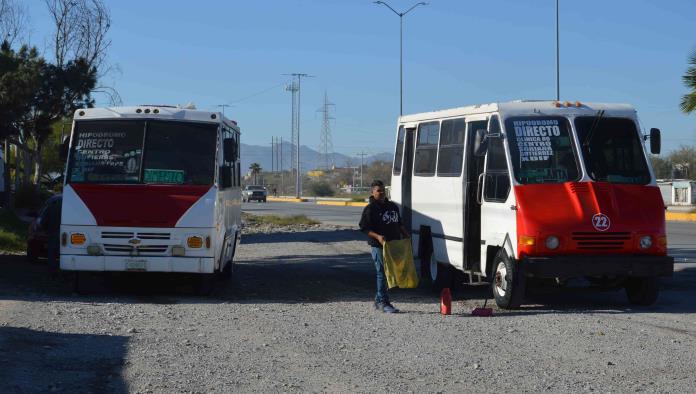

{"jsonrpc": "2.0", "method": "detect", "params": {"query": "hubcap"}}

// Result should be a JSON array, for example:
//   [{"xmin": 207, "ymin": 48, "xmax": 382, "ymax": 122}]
[
  {"xmin": 495, "ymin": 262, "xmax": 508, "ymax": 297},
  {"xmin": 430, "ymin": 254, "xmax": 438, "ymax": 282}
]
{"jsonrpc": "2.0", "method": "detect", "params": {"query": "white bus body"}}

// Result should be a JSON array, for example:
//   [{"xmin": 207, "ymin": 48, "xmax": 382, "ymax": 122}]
[{"xmin": 60, "ymin": 106, "xmax": 242, "ymax": 279}]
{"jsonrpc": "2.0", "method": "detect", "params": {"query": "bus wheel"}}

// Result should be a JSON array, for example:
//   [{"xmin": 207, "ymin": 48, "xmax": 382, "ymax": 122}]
[
  {"xmin": 492, "ymin": 254, "xmax": 525, "ymax": 309},
  {"xmin": 422, "ymin": 252, "xmax": 452, "ymax": 291},
  {"xmin": 196, "ymin": 274, "xmax": 215, "ymax": 295},
  {"xmin": 625, "ymin": 277, "xmax": 659, "ymax": 306}
]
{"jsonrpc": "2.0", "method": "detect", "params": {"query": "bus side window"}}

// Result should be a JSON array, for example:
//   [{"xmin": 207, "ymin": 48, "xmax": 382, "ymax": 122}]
[
  {"xmin": 437, "ymin": 118, "xmax": 465, "ymax": 176},
  {"xmin": 414, "ymin": 121, "xmax": 439, "ymax": 176},
  {"xmin": 393, "ymin": 126, "xmax": 405, "ymax": 175},
  {"xmin": 483, "ymin": 116, "xmax": 510, "ymax": 202}
]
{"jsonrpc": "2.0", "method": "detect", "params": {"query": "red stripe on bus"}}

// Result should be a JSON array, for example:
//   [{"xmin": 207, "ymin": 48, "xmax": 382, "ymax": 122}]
[
  {"xmin": 514, "ymin": 182, "xmax": 666, "ymax": 258},
  {"xmin": 71, "ymin": 184, "xmax": 210, "ymax": 228}
]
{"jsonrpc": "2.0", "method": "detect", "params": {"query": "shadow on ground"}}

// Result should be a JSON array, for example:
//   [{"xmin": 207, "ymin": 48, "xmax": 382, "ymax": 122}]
[
  {"xmin": 0, "ymin": 327, "xmax": 129, "ymax": 393},
  {"xmin": 0, "ymin": 229, "xmax": 695, "ymax": 314}
]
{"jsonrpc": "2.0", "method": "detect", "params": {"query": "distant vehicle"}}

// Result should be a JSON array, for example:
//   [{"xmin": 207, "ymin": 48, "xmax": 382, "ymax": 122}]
[
  {"xmin": 391, "ymin": 100, "xmax": 673, "ymax": 308},
  {"xmin": 242, "ymin": 185, "xmax": 267, "ymax": 203},
  {"xmin": 59, "ymin": 106, "xmax": 242, "ymax": 292},
  {"xmin": 26, "ymin": 195, "xmax": 62, "ymax": 263}
]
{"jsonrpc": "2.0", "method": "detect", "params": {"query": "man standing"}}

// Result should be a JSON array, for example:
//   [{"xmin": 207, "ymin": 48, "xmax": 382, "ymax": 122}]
[{"xmin": 359, "ymin": 180, "xmax": 410, "ymax": 313}]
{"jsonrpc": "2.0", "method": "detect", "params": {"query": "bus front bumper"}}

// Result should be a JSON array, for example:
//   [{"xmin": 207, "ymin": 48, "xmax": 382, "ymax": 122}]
[
  {"xmin": 60, "ymin": 255, "xmax": 215, "ymax": 273},
  {"xmin": 522, "ymin": 255, "xmax": 674, "ymax": 279}
]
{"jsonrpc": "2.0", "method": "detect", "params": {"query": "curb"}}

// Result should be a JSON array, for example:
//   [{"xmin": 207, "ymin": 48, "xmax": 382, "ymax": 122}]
[
  {"xmin": 666, "ymin": 212, "xmax": 696, "ymax": 222},
  {"xmin": 316, "ymin": 201, "xmax": 368, "ymax": 207},
  {"xmin": 267, "ymin": 197, "xmax": 309, "ymax": 203}
]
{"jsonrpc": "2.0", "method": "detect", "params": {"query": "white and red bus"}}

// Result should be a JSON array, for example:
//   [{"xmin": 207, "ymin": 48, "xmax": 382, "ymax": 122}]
[
  {"xmin": 60, "ymin": 106, "xmax": 242, "ymax": 289},
  {"xmin": 391, "ymin": 100, "xmax": 674, "ymax": 308}
]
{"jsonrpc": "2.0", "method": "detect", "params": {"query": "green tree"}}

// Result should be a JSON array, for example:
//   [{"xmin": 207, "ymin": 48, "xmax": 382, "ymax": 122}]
[
  {"xmin": 0, "ymin": 40, "xmax": 96, "ymax": 189},
  {"xmin": 249, "ymin": 162, "xmax": 261, "ymax": 184},
  {"xmin": 681, "ymin": 49, "xmax": 696, "ymax": 114}
]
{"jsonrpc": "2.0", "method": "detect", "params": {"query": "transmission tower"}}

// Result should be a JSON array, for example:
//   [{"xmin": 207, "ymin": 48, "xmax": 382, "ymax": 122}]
[
  {"xmin": 285, "ymin": 80, "xmax": 299, "ymax": 194},
  {"xmin": 283, "ymin": 73, "xmax": 314, "ymax": 197},
  {"xmin": 317, "ymin": 91, "xmax": 335, "ymax": 170}
]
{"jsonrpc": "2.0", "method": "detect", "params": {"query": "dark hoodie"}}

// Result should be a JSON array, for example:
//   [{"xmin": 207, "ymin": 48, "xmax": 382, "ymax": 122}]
[{"xmin": 359, "ymin": 196, "xmax": 403, "ymax": 248}]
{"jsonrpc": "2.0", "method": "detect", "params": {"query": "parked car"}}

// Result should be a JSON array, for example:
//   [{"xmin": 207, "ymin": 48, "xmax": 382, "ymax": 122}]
[
  {"xmin": 26, "ymin": 194, "xmax": 62, "ymax": 263},
  {"xmin": 242, "ymin": 185, "xmax": 267, "ymax": 202}
]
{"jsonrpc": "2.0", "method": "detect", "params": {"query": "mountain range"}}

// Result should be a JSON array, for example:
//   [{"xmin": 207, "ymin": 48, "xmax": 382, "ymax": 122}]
[{"xmin": 240, "ymin": 142, "xmax": 391, "ymax": 173}]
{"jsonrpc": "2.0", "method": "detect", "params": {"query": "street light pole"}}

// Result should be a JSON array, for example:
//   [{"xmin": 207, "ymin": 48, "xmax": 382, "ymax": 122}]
[{"xmin": 374, "ymin": 1, "xmax": 427, "ymax": 116}]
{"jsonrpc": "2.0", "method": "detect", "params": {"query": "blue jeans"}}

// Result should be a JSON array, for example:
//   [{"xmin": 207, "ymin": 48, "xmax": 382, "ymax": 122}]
[{"xmin": 371, "ymin": 247, "xmax": 389, "ymax": 304}]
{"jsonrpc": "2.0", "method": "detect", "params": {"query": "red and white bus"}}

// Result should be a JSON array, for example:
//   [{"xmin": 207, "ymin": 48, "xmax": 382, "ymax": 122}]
[
  {"xmin": 391, "ymin": 100, "xmax": 674, "ymax": 308},
  {"xmin": 60, "ymin": 106, "xmax": 242, "ymax": 290}
]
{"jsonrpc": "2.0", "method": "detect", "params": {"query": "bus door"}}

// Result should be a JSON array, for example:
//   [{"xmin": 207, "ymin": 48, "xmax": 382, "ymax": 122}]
[
  {"xmin": 463, "ymin": 119, "xmax": 488, "ymax": 272},
  {"xmin": 400, "ymin": 126, "xmax": 416, "ymax": 232},
  {"xmin": 479, "ymin": 115, "xmax": 514, "ymax": 272}
]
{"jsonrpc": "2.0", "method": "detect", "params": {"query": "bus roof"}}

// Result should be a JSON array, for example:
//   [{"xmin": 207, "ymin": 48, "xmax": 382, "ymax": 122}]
[
  {"xmin": 398, "ymin": 100, "xmax": 637, "ymax": 123},
  {"xmin": 72, "ymin": 106, "xmax": 240, "ymax": 131}
]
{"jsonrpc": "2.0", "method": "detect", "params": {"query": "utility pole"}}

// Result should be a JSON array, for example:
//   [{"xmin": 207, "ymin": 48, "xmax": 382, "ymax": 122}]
[
  {"xmin": 270, "ymin": 137, "xmax": 275, "ymax": 172},
  {"xmin": 556, "ymin": 0, "xmax": 560, "ymax": 101},
  {"xmin": 280, "ymin": 136, "xmax": 284, "ymax": 195},
  {"xmin": 357, "ymin": 151, "xmax": 368, "ymax": 190},
  {"xmin": 284, "ymin": 73, "xmax": 314, "ymax": 197},
  {"xmin": 317, "ymin": 91, "xmax": 335, "ymax": 170},
  {"xmin": 374, "ymin": 1, "xmax": 428, "ymax": 116}
]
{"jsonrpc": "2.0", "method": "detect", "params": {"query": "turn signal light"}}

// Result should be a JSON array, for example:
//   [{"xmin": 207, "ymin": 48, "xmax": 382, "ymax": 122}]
[
  {"xmin": 187, "ymin": 236, "xmax": 203, "ymax": 248},
  {"xmin": 205, "ymin": 236, "xmax": 211, "ymax": 249},
  {"xmin": 519, "ymin": 235, "xmax": 536, "ymax": 246},
  {"xmin": 61, "ymin": 232, "xmax": 67, "ymax": 246},
  {"xmin": 658, "ymin": 236, "xmax": 667, "ymax": 248},
  {"xmin": 71, "ymin": 233, "xmax": 86, "ymax": 245}
]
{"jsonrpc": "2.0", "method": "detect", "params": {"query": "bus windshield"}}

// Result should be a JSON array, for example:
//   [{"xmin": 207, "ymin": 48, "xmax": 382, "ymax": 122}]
[
  {"xmin": 68, "ymin": 120, "xmax": 217, "ymax": 185},
  {"xmin": 575, "ymin": 117, "xmax": 651, "ymax": 185},
  {"xmin": 505, "ymin": 116, "xmax": 580, "ymax": 184}
]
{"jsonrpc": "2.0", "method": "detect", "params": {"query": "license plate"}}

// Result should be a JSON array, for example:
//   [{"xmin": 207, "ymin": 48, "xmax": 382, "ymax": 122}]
[{"xmin": 125, "ymin": 259, "xmax": 146, "ymax": 271}]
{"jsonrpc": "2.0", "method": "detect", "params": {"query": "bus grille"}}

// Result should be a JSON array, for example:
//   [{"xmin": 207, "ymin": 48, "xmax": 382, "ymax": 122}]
[
  {"xmin": 101, "ymin": 232, "xmax": 171, "ymax": 240},
  {"xmin": 103, "ymin": 244, "xmax": 169, "ymax": 254},
  {"xmin": 571, "ymin": 232, "xmax": 631, "ymax": 250}
]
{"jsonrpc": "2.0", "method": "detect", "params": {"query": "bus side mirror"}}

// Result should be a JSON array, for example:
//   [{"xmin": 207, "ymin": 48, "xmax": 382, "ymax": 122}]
[
  {"xmin": 223, "ymin": 138, "xmax": 235, "ymax": 162},
  {"xmin": 649, "ymin": 128, "xmax": 661, "ymax": 155},
  {"xmin": 474, "ymin": 129, "xmax": 488, "ymax": 156},
  {"xmin": 59, "ymin": 137, "xmax": 69, "ymax": 162}
]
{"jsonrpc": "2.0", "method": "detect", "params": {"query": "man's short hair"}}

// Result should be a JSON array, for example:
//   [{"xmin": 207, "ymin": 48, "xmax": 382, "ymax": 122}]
[{"xmin": 371, "ymin": 180, "xmax": 384, "ymax": 188}]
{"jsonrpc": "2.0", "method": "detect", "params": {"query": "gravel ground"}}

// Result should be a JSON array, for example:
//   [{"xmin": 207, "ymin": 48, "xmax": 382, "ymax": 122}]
[{"xmin": 1, "ymin": 222, "xmax": 695, "ymax": 393}]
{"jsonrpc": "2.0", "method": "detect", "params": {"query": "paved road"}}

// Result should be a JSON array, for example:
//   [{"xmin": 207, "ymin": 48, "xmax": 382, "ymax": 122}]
[{"xmin": 244, "ymin": 202, "xmax": 696, "ymax": 263}]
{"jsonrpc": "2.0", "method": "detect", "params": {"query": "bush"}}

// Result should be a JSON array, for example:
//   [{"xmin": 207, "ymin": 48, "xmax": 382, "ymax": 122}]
[
  {"xmin": 309, "ymin": 181, "xmax": 335, "ymax": 197},
  {"xmin": 0, "ymin": 208, "xmax": 27, "ymax": 252}
]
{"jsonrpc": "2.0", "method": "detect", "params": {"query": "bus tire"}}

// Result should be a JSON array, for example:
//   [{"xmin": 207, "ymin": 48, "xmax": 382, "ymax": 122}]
[
  {"xmin": 422, "ymin": 251, "xmax": 453, "ymax": 291},
  {"xmin": 491, "ymin": 253, "xmax": 525, "ymax": 309},
  {"xmin": 196, "ymin": 273, "xmax": 215, "ymax": 295},
  {"xmin": 625, "ymin": 277, "xmax": 659, "ymax": 306}
]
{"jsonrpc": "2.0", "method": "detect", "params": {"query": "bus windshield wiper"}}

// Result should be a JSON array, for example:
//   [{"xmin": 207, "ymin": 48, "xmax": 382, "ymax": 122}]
[{"xmin": 582, "ymin": 109, "xmax": 605, "ymax": 147}]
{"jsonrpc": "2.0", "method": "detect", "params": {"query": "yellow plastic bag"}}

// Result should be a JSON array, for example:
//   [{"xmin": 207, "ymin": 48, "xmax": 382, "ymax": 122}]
[{"xmin": 382, "ymin": 239, "xmax": 419, "ymax": 289}]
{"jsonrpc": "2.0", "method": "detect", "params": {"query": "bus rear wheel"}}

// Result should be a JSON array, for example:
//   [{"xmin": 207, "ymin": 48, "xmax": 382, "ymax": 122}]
[
  {"xmin": 492, "ymin": 255, "xmax": 525, "ymax": 309},
  {"xmin": 625, "ymin": 277, "xmax": 659, "ymax": 306}
]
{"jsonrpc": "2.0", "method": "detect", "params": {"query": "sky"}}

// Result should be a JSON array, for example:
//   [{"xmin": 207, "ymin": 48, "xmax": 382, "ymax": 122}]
[{"xmin": 23, "ymin": 0, "xmax": 696, "ymax": 157}]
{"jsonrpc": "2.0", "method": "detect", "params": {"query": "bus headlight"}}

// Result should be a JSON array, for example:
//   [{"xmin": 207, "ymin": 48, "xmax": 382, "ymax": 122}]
[
  {"xmin": 639, "ymin": 235, "xmax": 652, "ymax": 249},
  {"xmin": 172, "ymin": 246, "xmax": 185, "ymax": 256},
  {"xmin": 545, "ymin": 236, "xmax": 560, "ymax": 250},
  {"xmin": 71, "ymin": 233, "xmax": 86, "ymax": 245},
  {"xmin": 187, "ymin": 236, "xmax": 203, "ymax": 248},
  {"xmin": 87, "ymin": 245, "xmax": 101, "ymax": 255}
]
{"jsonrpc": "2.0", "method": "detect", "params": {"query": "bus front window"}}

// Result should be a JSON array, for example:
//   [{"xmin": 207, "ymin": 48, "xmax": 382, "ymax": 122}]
[
  {"xmin": 505, "ymin": 116, "xmax": 581, "ymax": 184},
  {"xmin": 575, "ymin": 117, "xmax": 651, "ymax": 185},
  {"xmin": 68, "ymin": 120, "xmax": 217, "ymax": 185}
]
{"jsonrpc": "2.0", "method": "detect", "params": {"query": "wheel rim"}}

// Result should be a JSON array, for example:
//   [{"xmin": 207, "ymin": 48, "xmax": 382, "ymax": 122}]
[
  {"xmin": 429, "ymin": 254, "xmax": 438, "ymax": 282},
  {"xmin": 494, "ymin": 261, "xmax": 508, "ymax": 297}
]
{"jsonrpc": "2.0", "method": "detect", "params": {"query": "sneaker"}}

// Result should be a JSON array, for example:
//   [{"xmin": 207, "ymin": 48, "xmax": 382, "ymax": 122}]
[{"xmin": 377, "ymin": 302, "xmax": 399, "ymax": 313}]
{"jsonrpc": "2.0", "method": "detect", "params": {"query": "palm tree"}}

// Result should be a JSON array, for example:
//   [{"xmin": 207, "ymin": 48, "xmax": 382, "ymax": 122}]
[
  {"xmin": 681, "ymin": 49, "xmax": 696, "ymax": 114},
  {"xmin": 249, "ymin": 163, "xmax": 261, "ymax": 185}
]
